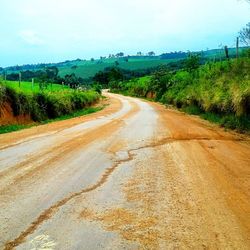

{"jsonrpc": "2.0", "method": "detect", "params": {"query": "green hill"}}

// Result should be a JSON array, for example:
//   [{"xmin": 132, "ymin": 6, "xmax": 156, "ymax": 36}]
[
  {"xmin": 58, "ymin": 57, "xmax": 179, "ymax": 79},
  {"xmin": 1, "ymin": 47, "xmax": 248, "ymax": 80}
]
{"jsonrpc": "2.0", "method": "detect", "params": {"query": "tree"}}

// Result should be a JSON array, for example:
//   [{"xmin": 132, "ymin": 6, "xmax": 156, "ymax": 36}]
[
  {"xmin": 46, "ymin": 66, "xmax": 59, "ymax": 78},
  {"xmin": 148, "ymin": 51, "xmax": 155, "ymax": 56},
  {"xmin": 93, "ymin": 67, "xmax": 124, "ymax": 87},
  {"xmin": 184, "ymin": 54, "xmax": 200, "ymax": 72},
  {"xmin": 92, "ymin": 83, "xmax": 102, "ymax": 94},
  {"xmin": 137, "ymin": 52, "xmax": 142, "ymax": 56},
  {"xmin": 150, "ymin": 69, "xmax": 173, "ymax": 100},
  {"xmin": 239, "ymin": 22, "xmax": 250, "ymax": 45},
  {"xmin": 160, "ymin": 51, "xmax": 187, "ymax": 60},
  {"xmin": 71, "ymin": 65, "xmax": 78, "ymax": 70},
  {"xmin": 64, "ymin": 73, "xmax": 79, "ymax": 88},
  {"xmin": 116, "ymin": 52, "xmax": 124, "ymax": 57},
  {"xmin": 108, "ymin": 68, "xmax": 124, "ymax": 82},
  {"xmin": 93, "ymin": 71, "xmax": 109, "ymax": 86}
]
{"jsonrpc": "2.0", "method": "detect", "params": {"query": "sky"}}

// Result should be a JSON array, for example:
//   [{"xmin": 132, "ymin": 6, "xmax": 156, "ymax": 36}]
[{"xmin": 0, "ymin": 0, "xmax": 249, "ymax": 67}]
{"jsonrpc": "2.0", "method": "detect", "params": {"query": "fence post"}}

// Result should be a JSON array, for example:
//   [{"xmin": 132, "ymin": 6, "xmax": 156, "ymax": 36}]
[
  {"xmin": 32, "ymin": 78, "xmax": 34, "ymax": 90},
  {"xmin": 236, "ymin": 37, "xmax": 239, "ymax": 59},
  {"xmin": 19, "ymin": 72, "xmax": 21, "ymax": 87},
  {"xmin": 224, "ymin": 46, "xmax": 229, "ymax": 60}
]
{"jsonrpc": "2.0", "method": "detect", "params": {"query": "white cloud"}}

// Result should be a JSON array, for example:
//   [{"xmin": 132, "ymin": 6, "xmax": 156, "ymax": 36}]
[
  {"xmin": 19, "ymin": 30, "xmax": 44, "ymax": 45},
  {"xmin": 0, "ymin": 0, "xmax": 249, "ymax": 65}
]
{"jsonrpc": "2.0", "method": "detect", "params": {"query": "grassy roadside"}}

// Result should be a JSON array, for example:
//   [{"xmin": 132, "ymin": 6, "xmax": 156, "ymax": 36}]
[
  {"xmin": 182, "ymin": 105, "xmax": 250, "ymax": 132},
  {"xmin": 110, "ymin": 58, "xmax": 250, "ymax": 133},
  {"xmin": 111, "ymin": 90, "xmax": 250, "ymax": 133},
  {"xmin": 0, "ymin": 105, "xmax": 105, "ymax": 134},
  {"xmin": 0, "ymin": 80, "xmax": 102, "ymax": 134}
]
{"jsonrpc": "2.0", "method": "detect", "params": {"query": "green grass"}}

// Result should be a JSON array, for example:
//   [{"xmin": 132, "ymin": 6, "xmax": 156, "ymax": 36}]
[
  {"xmin": 0, "ymin": 105, "xmax": 104, "ymax": 134},
  {"xmin": 182, "ymin": 105, "xmax": 203, "ymax": 115},
  {"xmin": 201, "ymin": 113, "xmax": 250, "ymax": 132},
  {"xmin": 41, "ymin": 106, "xmax": 104, "ymax": 123},
  {"xmin": 0, "ymin": 80, "xmax": 100, "ymax": 123},
  {"xmin": 161, "ymin": 59, "xmax": 250, "ymax": 116},
  {"xmin": 0, "ymin": 124, "xmax": 34, "ymax": 134},
  {"xmin": 3, "ymin": 80, "xmax": 69, "ymax": 93},
  {"xmin": 182, "ymin": 105, "xmax": 250, "ymax": 132}
]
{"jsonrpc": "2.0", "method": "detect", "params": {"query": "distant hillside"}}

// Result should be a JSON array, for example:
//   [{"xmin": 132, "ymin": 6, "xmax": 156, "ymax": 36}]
[
  {"xmin": 1, "ymin": 47, "xmax": 248, "ymax": 79},
  {"xmin": 58, "ymin": 57, "xmax": 180, "ymax": 79}
]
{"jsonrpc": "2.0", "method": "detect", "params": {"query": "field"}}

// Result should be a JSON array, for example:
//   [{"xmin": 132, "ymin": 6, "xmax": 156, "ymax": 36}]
[
  {"xmin": 58, "ymin": 58, "xmax": 178, "ymax": 78},
  {"xmin": 3, "ymin": 80, "xmax": 69, "ymax": 92},
  {"xmin": 58, "ymin": 49, "xmax": 242, "ymax": 78}
]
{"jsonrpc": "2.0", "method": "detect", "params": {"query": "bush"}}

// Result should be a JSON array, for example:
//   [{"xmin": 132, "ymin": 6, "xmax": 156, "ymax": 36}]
[
  {"xmin": 92, "ymin": 84, "xmax": 102, "ymax": 94},
  {"xmin": 0, "ymin": 84, "xmax": 6, "ymax": 106}
]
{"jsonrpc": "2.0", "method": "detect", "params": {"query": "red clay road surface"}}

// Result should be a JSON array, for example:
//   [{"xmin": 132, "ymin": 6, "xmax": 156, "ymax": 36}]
[{"xmin": 0, "ymin": 93, "xmax": 249, "ymax": 250}]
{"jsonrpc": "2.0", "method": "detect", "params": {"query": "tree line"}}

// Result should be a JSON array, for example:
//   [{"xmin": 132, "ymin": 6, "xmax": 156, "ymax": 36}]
[{"xmin": 3, "ymin": 66, "xmax": 86, "ymax": 89}]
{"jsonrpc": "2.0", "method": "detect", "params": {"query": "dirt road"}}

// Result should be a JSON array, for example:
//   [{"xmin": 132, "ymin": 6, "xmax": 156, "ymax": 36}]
[{"xmin": 0, "ymin": 93, "xmax": 249, "ymax": 250}]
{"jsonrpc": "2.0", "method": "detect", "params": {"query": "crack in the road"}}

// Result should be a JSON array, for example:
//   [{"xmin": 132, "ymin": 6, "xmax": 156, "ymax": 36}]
[
  {"xmin": 3, "ymin": 135, "xmax": 248, "ymax": 249},
  {"xmin": 4, "ymin": 150, "xmax": 136, "ymax": 250},
  {"xmin": 0, "ymin": 99, "xmax": 139, "ymax": 189}
]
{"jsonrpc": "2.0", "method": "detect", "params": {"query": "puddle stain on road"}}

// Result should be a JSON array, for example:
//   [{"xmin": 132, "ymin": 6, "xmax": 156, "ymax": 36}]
[{"xmin": 79, "ymin": 207, "xmax": 159, "ymax": 250}]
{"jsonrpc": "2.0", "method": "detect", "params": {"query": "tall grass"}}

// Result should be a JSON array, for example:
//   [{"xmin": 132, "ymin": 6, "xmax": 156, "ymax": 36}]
[{"xmin": 161, "ymin": 59, "xmax": 250, "ymax": 117}]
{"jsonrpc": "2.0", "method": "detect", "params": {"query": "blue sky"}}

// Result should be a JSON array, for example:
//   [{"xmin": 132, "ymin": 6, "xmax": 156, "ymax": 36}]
[{"xmin": 0, "ymin": 0, "xmax": 249, "ymax": 67}]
